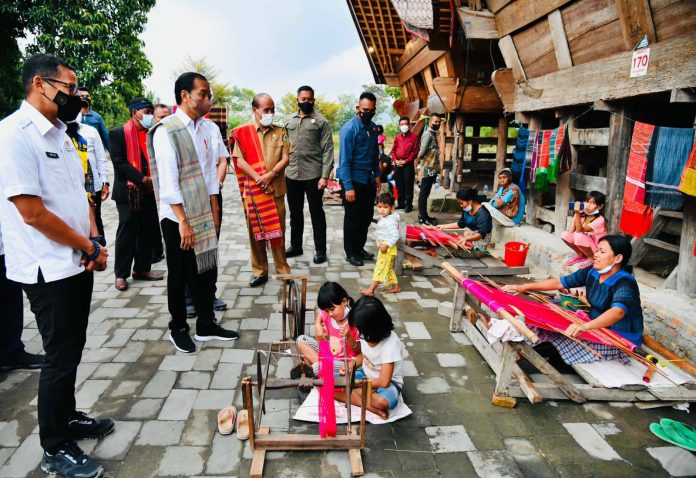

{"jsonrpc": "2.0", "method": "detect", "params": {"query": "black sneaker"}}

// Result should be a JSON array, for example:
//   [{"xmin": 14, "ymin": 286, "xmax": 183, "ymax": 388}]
[
  {"xmin": 426, "ymin": 216, "xmax": 438, "ymax": 226},
  {"xmin": 68, "ymin": 411, "xmax": 115, "ymax": 440},
  {"xmin": 419, "ymin": 216, "xmax": 433, "ymax": 226},
  {"xmin": 194, "ymin": 324, "xmax": 239, "ymax": 342},
  {"xmin": 285, "ymin": 246, "xmax": 303, "ymax": 258},
  {"xmin": 213, "ymin": 297, "xmax": 227, "ymax": 311},
  {"xmin": 0, "ymin": 350, "xmax": 45, "ymax": 371},
  {"xmin": 169, "ymin": 328, "xmax": 196, "ymax": 353},
  {"xmin": 41, "ymin": 441, "xmax": 104, "ymax": 478}
]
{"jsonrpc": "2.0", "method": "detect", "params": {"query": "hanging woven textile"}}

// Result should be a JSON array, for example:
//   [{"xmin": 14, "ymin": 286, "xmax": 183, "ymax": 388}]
[
  {"xmin": 547, "ymin": 124, "xmax": 568, "ymax": 183},
  {"xmin": 317, "ymin": 340, "xmax": 337, "ymax": 438},
  {"xmin": 619, "ymin": 121, "xmax": 656, "ymax": 237},
  {"xmin": 645, "ymin": 126, "xmax": 694, "ymax": 210},
  {"xmin": 512, "ymin": 127, "xmax": 529, "ymax": 191},
  {"xmin": 679, "ymin": 142, "xmax": 696, "ymax": 196},
  {"xmin": 534, "ymin": 130, "xmax": 553, "ymax": 191}
]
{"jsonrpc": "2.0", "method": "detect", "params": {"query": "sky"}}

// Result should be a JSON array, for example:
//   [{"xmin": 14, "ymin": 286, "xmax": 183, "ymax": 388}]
[{"xmin": 141, "ymin": 0, "xmax": 376, "ymax": 106}]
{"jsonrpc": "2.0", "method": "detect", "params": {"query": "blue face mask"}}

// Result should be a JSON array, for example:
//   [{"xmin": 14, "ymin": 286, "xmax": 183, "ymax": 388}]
[
  {"xmin": 463, "ymin": 205, "xmax": 472, "ymax": 212},
  {"xmin": 140, "ymin": 114, "xmax": 155, "ymax": 129}
]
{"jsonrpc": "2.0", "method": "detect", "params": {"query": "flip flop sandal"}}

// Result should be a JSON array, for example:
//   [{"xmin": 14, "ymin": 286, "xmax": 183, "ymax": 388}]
[
  {"xmin": 660, "ymin": 419, "xmax": 696, "ymax": 444},
  {"xmin": 236, "ymin": 410, "xmax": 250, "ymax": 441},
  {"xmin": 650, "ymin": 423, "xmax": 696, "ymax": 452},
  {"xmin": 217, "ymin": 406, "xmax": 236, "ymax": 435}
]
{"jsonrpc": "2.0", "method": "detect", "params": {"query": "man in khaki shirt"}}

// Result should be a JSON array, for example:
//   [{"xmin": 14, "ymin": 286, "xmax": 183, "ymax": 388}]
[{"xmin": 232, "ymin": 93, "xmax": 291, "ymax": 287}]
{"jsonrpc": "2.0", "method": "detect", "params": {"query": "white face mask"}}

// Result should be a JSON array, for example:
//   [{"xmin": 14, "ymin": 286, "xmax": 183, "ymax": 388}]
[
  {"xmin": 400, "ymin": 125, "xmax": 409, "ymax": 133},
  {"xmin": 343, "ymin": 304, "xmax": 351, "ymax": 319},
  {"xmin": 596, "ymin": 260, "xmax": 617, "ymax": 274},
  {"xmin": 259, "ymin": 113, "xmax": 274, "ymax": 127}
]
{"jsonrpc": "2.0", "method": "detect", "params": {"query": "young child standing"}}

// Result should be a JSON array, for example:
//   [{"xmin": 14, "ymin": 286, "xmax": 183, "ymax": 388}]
[
  {"xmin": 561, "ymin": 190, "xmax": 607, "ymax": 268},
  {"xmin": 361, "ymin": 192, "xmax": 401, "ymax": 296},
  {"xmin": 296, "ymin": 282, "xmax": 361, "ymax": 376},
  {"xmin": 336, "ymin": 296, "xmax": 404, "ymax": 419}
]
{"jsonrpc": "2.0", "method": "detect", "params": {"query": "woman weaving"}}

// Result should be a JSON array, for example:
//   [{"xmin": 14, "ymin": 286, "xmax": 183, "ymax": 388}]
[
  {"xmin": 437, "ymin": 187, "xmax": 493, "ymax": 249},
  {"xmin": 503, "ymin": 235, "xmax": 644, "ymax": 364}
]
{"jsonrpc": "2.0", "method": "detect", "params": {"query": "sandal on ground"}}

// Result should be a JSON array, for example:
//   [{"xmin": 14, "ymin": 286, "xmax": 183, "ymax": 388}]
[
  {"xmin": 236, "ymin": 410, "xmax": 250, "ymax": 441},
  {"xmin": 217, "ymin": 406, "xmax": 236, "ymax": 435},
  {"xmin": 650, "ymin": 422, "xmax": 696, "ymax": 452},
  {"xmin": 114, "ymin": 278, "xmax": 128, "ymax": 291}
]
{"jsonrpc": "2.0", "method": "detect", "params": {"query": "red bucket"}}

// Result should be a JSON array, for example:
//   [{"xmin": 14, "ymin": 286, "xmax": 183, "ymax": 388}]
[{"xmin": 504, "ymin": 241, "xmax": 529, "ymax": 267}]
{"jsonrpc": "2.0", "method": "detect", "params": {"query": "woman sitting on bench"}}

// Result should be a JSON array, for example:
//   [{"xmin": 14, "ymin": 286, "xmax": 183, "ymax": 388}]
[{"xmin": 437, "ymin": 187, "xmax": 493, "ymax": 250}]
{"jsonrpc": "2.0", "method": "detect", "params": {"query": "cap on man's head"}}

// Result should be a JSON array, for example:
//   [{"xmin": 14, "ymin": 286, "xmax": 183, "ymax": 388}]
[{"xmin": 127, "ymin": 97, "xmax": 154, "ymax": 112}]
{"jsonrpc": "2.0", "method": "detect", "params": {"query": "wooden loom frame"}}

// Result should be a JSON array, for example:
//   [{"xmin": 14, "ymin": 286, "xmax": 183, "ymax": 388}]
[
  {"xmin": 242, "ymin": 343, "xmax": 370, "ymax": 478},
  {"xmin": 442, "ymin": 270, "xmax": 696, "ymax": 407}
]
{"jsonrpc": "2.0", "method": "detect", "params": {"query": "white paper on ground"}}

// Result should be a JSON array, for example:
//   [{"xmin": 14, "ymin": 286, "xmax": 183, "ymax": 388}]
[
  {"xmin": 293, "ymin": 388, "xmax": 412, "ymax": 425},
  {"xmin": 574, "ymin": 354, "xmax": 695, "ymax": 389}
]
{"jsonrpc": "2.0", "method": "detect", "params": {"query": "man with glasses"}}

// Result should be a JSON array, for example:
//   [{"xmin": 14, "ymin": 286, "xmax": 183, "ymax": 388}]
[
  {"xmin": 284, "ymin": 85, "xmax": 334, "ymax": 264},
  {"xmin": 0, "ymin": 53, "xmax": 112, "ymax": 478},
  {"xmin": 148, "ymin": 72, "xmax": 239, "ymax": 353},
  {"xmin": 79, "ymin": 86, "xmax": 109, "ymax": 153},
  {"xmin": 337, "ymin": 91, "xmax": 381, "ymax": 266},
  {"xmin": 109, "ymin": 97, "xmax": 164, "ymax": 291}
]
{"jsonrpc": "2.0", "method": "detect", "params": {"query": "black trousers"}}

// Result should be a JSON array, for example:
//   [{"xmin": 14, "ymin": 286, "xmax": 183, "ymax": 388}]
[
  {"xmin": 92, "ymin": 193, "xmax": 105, "ymax": 238},
  {"xmin": 23, "ymin": 270, "xmax": 93, "ymax": 451},
  {"xmin": 395, "ymin": 162, "xmax": 415, "ymax": 208},
  {"xmin": 286, "ymin": 177, "xmax": 327, "ymax": 254},
  {"xmin": 0, "ymin": 255, "xmax": 25, "ymax": 362},
  {"xmin": 341, "ymin": 181, "xmax": 376, "ymax": 257},
  {"xmin": 114, "ymin": 194, "xmax": 157, "ymax": 279},
  {"xmin": 419, "ymin": 175, "xmax": 437, "ymax": 218},
  {"xmin": 161, "ymin": 218, "xmax": 216, "ymax": 331}
]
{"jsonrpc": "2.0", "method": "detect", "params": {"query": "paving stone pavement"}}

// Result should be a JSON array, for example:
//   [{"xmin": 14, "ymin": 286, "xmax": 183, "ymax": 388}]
[{"xmin": 0, "ymin": 177, "xmax": 695, "ymax": 478}]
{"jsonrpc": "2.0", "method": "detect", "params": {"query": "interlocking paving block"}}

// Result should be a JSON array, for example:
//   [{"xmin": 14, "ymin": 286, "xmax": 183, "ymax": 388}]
[
  {"xmin": 156, "ymin": 446, "xmax": 205, "ymax": 476},
  {"xmin": 93, "ymin": 420, "xmax": 141, "ymax": 460},
  {"xmin": 158, "ymin": 389, "xmax": 198, "ymax": 421},
  {"xmin": 159, "ymin": 354, "xmax": 197, "ymax": 371},
  {"xmin": 562, "ymin": 423, "xmax": 622, "ymax": 461},
  {"xmin": 126, "ymin": 399, "xmax": 164, "ymax": 419},
  {"xmin": 425, "ymin": 425, "xmax": 476, "ymax": 453},
  {"xmin": 178, "ymin": 371, "xmax": 212, "ymax": 390},
  {"xmin": 0, "ymin": 433, "xmax": 41, "ymax": 478},
  {"xmin": 647, "ymin": 446, "xmax": 696, "ymax": 477},
  {"xmin": 404, "ymin": 322, "xmax": 432, "ymax": 340},
  {"xmin": 193, "ymin": 389, "xmax": 234, "ymax": 410},
  {"xmin": 220, "ymin": 348, "xmax": 255, "ymax": 364},
  {"xmin": 206, "ymin": 432, "xmax": 243, "ymax": 474},
  {"xmin": 135, "ymin": 420, "xmax": 185, "ymax": 446},
  {"xmin": 142, "ymin": 371, "xmax": 177, "ymax": 398},
  {"xmin": 436, "ymin": 353, "xmax": 466, "ymax": 367},
  {"xmin": 466, "ymin": 450, "xmax": 524, "ymax": 478}
]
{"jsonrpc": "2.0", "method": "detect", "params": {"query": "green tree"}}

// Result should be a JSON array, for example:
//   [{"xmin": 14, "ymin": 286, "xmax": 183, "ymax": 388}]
[
  {"xmin": 277, "ymin": 92, "xmax": 343, "ymax": 131},
  {"xmin": 2, "ymin": 0, "xmax": 156, "ymax": 126}
]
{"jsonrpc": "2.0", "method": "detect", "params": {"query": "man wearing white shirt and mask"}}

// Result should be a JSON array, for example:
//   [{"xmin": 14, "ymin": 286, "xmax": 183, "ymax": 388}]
[
  {"xmin": 0, "ymin": 53, "xmax": 112, "ymax": 478},
  {"xmin": 147, "ymin": 72, "xmax": 239, "ymax": 354}
]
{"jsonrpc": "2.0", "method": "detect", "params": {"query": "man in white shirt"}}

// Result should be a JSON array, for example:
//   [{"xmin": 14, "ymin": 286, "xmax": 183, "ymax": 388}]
[
  {"xmin": 148, "ymin": 72, "xmax": 239, "ymax": 354},
  {"xmin": 0, "ymin": 53, "xmax": 111, "ymax": 478}
]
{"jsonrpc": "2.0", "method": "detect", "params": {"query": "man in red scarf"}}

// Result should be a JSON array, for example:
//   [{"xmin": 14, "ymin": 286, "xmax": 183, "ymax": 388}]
[{"xmin": 109, "ymin": 97, "xmax": 164, "ymax": 291}]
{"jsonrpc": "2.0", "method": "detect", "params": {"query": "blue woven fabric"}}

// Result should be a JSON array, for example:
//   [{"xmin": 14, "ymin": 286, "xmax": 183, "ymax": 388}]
[
  {"xmin": 645, "ymin": 126, "xmax": 694, "ymax": 210},
  {"xmin": 512, "ymin": 127, "xmax": 529, "ymax": 191}
]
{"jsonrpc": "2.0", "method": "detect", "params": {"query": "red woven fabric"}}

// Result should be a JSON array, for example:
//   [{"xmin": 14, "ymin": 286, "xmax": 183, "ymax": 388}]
[{"xmin": 619, "ymin": 121, "xmax": 656, "ymax": 237}]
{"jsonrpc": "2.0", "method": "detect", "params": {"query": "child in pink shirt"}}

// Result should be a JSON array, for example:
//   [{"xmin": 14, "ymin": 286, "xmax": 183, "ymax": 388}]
[{"xmin": 561, "ymin": 191, "xmax": 607, "ymax": 268}]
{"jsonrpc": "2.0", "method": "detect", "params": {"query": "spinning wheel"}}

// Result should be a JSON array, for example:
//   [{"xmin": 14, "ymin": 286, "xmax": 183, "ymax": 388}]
[{"xmin": 272, "ymin": 274, "xmax": 309, "ymax": 341}]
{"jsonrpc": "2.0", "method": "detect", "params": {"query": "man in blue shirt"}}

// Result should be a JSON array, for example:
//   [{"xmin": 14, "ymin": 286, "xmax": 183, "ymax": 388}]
[
  {"xmin": 79, "ymin": 87, "xmax": 109, "ymax": 152},
  {"xmin": 337, "ymin": 92, "xmax": 381, "ymax": 266}
]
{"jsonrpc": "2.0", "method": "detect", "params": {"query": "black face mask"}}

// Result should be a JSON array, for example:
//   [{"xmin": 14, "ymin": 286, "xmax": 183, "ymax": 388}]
[
  {"xmin": 52, "ymin": 90, "xmax": 84, "ymax": 123},
  {"xmin": 430, "ymin": 123, "xmax": 440, "ymax": 131},
  {"xmin": 298, "ymin": 102, "xmax": 313, "ymax": 114},
  {"xmin": 358, "ymin": 111, "xmax": 374, "ymax": 123}
]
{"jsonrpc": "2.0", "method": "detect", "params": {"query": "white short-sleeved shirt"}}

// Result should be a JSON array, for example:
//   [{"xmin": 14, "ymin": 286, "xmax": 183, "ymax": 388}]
[
  {"xmin": 151, "ymin": 108, "xmax": 228, "ymax": 223},
  {"xmin": 0, "ymin": 223, "xmax": 4, "ymax": 256},
  {"xmin": 0, "ymin": 101, "xmax": 90, "ymax": 284},
  {"xmin": 360, "ymin": 331, "xmax": 404, "ymax": 386}
]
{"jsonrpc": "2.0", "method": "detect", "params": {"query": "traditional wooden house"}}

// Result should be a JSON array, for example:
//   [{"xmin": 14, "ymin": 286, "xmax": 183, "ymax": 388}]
[{"xmin": 348, "ymin": 0, "xmax": 696, "ymax": 298}]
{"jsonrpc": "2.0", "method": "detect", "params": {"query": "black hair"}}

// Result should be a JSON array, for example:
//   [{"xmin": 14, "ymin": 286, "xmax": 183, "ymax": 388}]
[
  {"xmin": 348, "ymin": 296, "xmax": 394, "ymax": 343},
  {"xmin": 297, "ymin": 85, "xmax": 314, "ymax": 96},
  {"xmin": 599, "ymin": 234, "xmax": 633, "ymax": 272},
  {"xmin": 174, "ymin": 72, "xmax": 208, "ymax": 105},
  {"xmin": 317, "ymin": 282, "xmax": 355, "ymax": 311},
  {"xmin": 78, "ymin": 86, "xmax": 90, "ymax": 93},
  {"xmin": 399, "ymin": 116, "xmax": 410, "ymax": 124},
  {"xmin": 359, "ymin": 91, "xmax": 377, "ymax": 103},
  {"xmin": 587, "ymin": 190, "xmax": 606, "ymax": 212},
  {"xmin": 251, "ymin": 93, "xmax": 272, "ymax": 109},
  {"xmin": 22, "ymin": 53, "xmax": 74, "ymax": 95},
  {"xmin": 497, "ymin": 168, "xmax": 513, "ymax": 178},
  {"xmin": 377, "ymin": 192, "xmax": 395, "ymax": 206},
  {"xmin": 430, "ymin": 113, "xmax": 443, "ymax": 119},
  {"xmin": 376, "ymin": 125, "xmax": 384, "ymax": 133},
  {"xmin": 456, "ymin": 187, "xmax": 479, "ymax": 202}
]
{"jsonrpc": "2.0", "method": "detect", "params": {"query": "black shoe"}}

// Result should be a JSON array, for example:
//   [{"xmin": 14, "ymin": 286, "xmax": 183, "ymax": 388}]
[
  {"xmin": 249, "ymin": 275, "xmax": 268, "ymax": 287},
  {"xmin": 194, "ymin": 324, "xmax": 239, "ymax": 342},
  {"xmin": 285, "ymin": 246, "xmax": 303, "ymax": 258},
  {"xmin": 313, "ymin": 252, "xmax": 327, "ymax": 264},
  {"xmin": 426, "ymin": 216, "xmax": 438, "ymax": 226},
  {"xmin": 213, "ymin": 297, "xmax": 227, "ymax": 311},
  {"xmin": 405, "ymin": 206, "xmax": 413, "ymax": 213},
  {"xmin": 0, "ymin": 350, "xmax": 45, "ymax": 371},
  {"xmin": 68, "ymin": 411, "xmax": 115, "ymax": 440},
  {"xmin": 42, "ymin": 441, "xmax": 104, "ymax": 478},
  {"xmin": 152, "ymin": 253, "xmax": 165, "ymax": 263},
  {"xmin": 419, "ymin": 216, "xmax": 434, "ymax": 226},
  {"xmin": 359, "ymin": 249, "xmax": 375, "ymax": 261},
  {"xmin": 345, "ymin": 255, "xmax": 364, "ymax": 267},
  {"xmin": 186, "ymin": 304, "xmax": 197, "ymax": 318},
  {"xmin": 169, "ymin": 328, "xmax": 196, "ymax": 353}
]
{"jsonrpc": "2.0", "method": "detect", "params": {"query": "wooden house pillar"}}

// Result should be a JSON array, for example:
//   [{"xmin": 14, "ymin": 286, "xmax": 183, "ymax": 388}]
[
  {"xmin": 553, "ymin": 112, "xmax": 576, "ymax": 233},
  {"xmin": 605, "ymin": 107, "xmax": 634, "ymax": 232},
  {"xmin": 525, "ymin": 115, "xmax": 542, "ymax": 225},
  {"xmin": 493, "ymin": 116, "xmax": 508, "ymax": 191}
]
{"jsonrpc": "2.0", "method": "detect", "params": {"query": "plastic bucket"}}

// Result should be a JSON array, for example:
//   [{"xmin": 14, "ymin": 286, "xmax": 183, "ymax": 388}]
[{"xmin": 504, "ymin": 241, "xmax": 529, "ymax": 267}]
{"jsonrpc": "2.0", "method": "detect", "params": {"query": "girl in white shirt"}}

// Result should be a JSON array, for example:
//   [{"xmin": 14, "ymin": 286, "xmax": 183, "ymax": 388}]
[{"xmin": 336, "ymin": 296, "xmax": 404, "ymax": 419}]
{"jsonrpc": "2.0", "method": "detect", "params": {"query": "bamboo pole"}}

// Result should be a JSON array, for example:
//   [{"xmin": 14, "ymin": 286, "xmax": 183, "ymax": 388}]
[{"xmin": 643, "ymin": 334, "xmax": 696, "ymax": 379}]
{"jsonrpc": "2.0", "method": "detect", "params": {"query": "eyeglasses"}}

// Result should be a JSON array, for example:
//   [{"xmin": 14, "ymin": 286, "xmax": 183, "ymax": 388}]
[{"xmin": 41, "ymin": 77, "xmax": 79, "ymax": 95}]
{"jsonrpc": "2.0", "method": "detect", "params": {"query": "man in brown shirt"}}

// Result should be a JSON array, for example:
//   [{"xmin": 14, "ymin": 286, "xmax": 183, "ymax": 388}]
[{"xmin": 232, "ymin": 93, "xmax": 291, "ymax": 287}]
